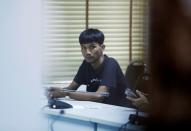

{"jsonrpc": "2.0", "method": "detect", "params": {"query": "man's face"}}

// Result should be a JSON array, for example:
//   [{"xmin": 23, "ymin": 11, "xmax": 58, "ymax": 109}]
[{"xmin": 80, "ymin": 42, "xmax": 105, "ymax": 63}]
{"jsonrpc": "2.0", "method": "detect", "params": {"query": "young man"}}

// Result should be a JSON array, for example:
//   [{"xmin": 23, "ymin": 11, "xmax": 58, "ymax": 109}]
[{"xmin": 48, "ymin": 28, "xmax": 133, "ymax": 107}]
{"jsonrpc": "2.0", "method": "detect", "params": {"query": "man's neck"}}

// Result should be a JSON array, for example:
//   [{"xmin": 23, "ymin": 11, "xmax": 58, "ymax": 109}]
[{"xmin": 91, "ymin": 55, "xmax": 105, "ymax": 69}]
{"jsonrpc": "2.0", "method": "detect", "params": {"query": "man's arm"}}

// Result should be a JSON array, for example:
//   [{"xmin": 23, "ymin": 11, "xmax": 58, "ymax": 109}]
[
  {"xmin": 67, "ymin": 81, "xmax": 79, "ymax": 90},
  {"xmin": 48, "ymin": 82, "xmax": 110, "ymax": 102},
  {"xmin": 47, "ymin": 81, "xmax": 80, "ymax": 98},
  {"xmin": 67, "ymin": 85, "xmax": 109, "ymax": 102}
]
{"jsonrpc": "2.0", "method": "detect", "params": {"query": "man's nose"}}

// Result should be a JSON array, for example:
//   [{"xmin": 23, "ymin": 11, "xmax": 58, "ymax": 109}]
[{"xmin": 85, "ymin": 48, "xmax": 91, "ymax": 54}]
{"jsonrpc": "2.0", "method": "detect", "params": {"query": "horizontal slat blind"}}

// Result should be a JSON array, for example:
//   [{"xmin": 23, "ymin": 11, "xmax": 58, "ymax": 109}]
[
  {"xmin": 43, "ymin": 0, "xmax": 148, "ymax": 84},
  {"xmin": 89, "ymin": 0, "xmax": 130, "ymax": 72},
  {"xmin": 43, "ymin": 0, "xmax": 86, "ymax": 83},
  {"xmin": 132, "ymin": 0, "xmax": 148, "ymax": 61},
  {"xmin": 89, "ymin": 0, "xmax": 147, "ymax": 72}
]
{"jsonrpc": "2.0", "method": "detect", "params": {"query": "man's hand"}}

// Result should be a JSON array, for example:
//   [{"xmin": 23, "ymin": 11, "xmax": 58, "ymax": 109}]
[
  {"xmin": 126, "ymin": 90, "xmax": 149, "ymax": 111},
  {"xmin": 46, "ymin": 87, "xmax": 69, "ymax": 98}
]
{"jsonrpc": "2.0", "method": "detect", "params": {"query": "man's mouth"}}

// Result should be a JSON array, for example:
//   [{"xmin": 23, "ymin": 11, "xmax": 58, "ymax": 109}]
[
  {"xmin": 85, "ymin": 56, "xmax": 93, "ymax": 59},
  {"xmin": 85, "ymin": 56, "xmax": 94, "ymax": 61}
]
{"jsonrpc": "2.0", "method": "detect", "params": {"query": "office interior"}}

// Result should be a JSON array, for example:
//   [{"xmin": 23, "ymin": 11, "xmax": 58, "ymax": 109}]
[{"xmin": 0, "ymin": 0, "xmax": 191, "ymax": 131}]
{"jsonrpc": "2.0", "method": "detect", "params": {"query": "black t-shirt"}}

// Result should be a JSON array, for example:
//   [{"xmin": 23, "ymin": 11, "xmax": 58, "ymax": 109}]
[{"xmin": 74, "ymin": 55, "xmax": 133, "ymax": 107}]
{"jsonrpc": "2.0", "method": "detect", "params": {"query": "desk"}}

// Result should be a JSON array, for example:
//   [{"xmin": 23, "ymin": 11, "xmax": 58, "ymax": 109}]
[{"xmin": 43, "ymin": 99, "xmax": 145, "ymax": 131}]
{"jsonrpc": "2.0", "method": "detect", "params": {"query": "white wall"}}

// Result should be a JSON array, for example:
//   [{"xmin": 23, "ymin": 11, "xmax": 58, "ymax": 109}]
[{"xmin": 0, "ymin": 0, "xmax": 47, "ymax": 131}]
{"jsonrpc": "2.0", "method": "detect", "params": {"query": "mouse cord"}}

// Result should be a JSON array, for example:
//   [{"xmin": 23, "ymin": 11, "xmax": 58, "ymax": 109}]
[{"xmin": 49, "ymin": 110, "xmax": 64, "ymax": 131}]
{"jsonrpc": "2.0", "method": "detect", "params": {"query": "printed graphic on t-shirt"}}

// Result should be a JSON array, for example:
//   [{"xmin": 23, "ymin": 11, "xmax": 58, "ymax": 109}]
[{"xmin": 87, "ymin": 78, "xmax": 101, "ymax": 92}]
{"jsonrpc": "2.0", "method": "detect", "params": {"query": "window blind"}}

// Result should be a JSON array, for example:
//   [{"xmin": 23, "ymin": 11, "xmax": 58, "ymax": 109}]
[
  {"xmin": 43, "ymin": 0, "xmax": 85, "ymax": 83},
  {"xmin": 89, "ymin": 0, "xmax": 131, "ymax": 72},
  {"xmin": 131, "ymin": 0, "xmax": 148, "ymax": 61},
  {"xmin": 43, "ymin": 0, "xmax": 148, "ymax": 84}
]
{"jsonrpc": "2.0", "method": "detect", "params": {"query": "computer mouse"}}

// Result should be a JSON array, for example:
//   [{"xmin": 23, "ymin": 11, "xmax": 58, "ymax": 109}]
[{"xmin": 48, "ymin": 99, "xmax": 73, "ymax": 109}]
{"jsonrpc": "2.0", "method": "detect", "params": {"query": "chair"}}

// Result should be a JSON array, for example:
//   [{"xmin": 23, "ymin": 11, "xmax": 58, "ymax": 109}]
[{"xmin": 125, "ymin": 60, "xmax": 150, "ymax": 93}]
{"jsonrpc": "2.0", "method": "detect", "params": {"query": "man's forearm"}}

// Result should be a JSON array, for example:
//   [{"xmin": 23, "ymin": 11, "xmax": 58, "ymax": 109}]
[
  {"xmin": 68, "ymin": 92, "xmax": 104, "ymax": 102},
  {"xmin": 67, "ymin": 81, "xmax": 79, "ymax": 90}
]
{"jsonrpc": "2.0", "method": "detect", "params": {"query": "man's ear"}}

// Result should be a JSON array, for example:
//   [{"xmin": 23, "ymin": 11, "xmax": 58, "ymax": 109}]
[{"xmin": 101, "ymin": 44, "xmax": 105, "ymax": 50}]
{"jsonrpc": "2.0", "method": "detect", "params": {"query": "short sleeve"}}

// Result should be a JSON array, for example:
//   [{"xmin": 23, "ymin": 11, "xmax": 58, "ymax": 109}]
[
  {"xmin": 100, "ymin": 58, "xmax": 127, "ymax": 93},
  {"xmin": 100, "ymin": 59, "xmax": 118, "ymax": 88},
  {"xmin": 73, "ymin": 61, "xmax": 86, "ymax": 85}
]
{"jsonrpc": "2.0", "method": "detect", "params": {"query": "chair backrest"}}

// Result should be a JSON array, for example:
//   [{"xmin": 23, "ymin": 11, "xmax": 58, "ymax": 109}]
[{"xmin": 125, "ymin": 61, "xmax": 150, "ymax": 93}]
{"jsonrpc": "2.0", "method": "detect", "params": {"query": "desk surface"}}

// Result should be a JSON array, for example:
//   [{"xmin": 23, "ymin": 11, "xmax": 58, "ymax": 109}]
[{"xmin": 43, "ymin": 98, "xmax": 138, "ymax": 127}]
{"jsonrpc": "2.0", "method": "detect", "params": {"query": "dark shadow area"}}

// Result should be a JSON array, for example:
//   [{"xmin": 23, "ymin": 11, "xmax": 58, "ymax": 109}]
[{"xmin": 147, "ymin": 0, "xmax": 191, "ymax": 130}]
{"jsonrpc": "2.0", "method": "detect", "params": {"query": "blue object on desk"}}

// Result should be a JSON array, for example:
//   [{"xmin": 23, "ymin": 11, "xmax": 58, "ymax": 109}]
[{"xmin": 48, "ymin": 98, "xmax": 73, "ymax": 109}]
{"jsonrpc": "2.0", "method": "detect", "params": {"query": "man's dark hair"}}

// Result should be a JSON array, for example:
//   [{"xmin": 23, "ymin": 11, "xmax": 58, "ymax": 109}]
[{"xmin": 79, "ymin": 28, "xmax": 105, "ymax": 45}]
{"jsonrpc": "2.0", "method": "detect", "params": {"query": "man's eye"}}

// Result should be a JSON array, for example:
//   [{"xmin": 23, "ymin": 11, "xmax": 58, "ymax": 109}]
[
  {"xmin": 90, "ymin": 46, "xmax": 96, "ymax": 49},
  {"xmin": 81, "ymin": 47, "xmax": 86, "ymax": 50}
]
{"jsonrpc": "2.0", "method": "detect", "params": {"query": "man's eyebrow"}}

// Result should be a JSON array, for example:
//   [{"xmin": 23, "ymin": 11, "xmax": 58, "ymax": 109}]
[
  {"xmin": 81, "ymin": 43, "xmax": 98, "ymax": 47},
  {"xmin": 90, "ymin": 43, "xmax": 98, "ymax": 45},
  {"xmin": 90, "ymin": 44, "xmax": 97, "ymax": 46},
  {"xmin": 87, "ymin": 43, "xmax": 97, "ymax": 46}
]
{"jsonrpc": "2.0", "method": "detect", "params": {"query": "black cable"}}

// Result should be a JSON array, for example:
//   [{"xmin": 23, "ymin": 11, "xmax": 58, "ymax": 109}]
[
  {"xmin": 119, "ymin": 121, "xmax": 131, "ymax": 131},
  {"xmin": 50, "ymin": 118, "xmax": 56, "ymax": 131},
  {"xmin": 42, "ymin": 100, "xmax": 66, "ymax": 131},
  {"xmin": 49, "ymin": 110, "xmax": 65, "ymax": 131}
]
